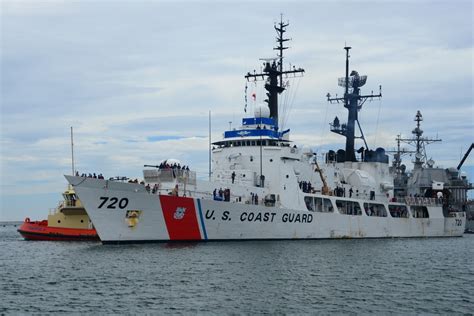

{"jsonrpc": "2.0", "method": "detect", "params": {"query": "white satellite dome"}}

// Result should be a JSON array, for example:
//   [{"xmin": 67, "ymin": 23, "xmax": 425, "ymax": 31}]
[
  {"xmin": 254, "ymin": 105, "xmax": 270, "ymax": 118},
  {"xmin": 159, "ymin": 158, "xmax": 181, "ymax": 165}
]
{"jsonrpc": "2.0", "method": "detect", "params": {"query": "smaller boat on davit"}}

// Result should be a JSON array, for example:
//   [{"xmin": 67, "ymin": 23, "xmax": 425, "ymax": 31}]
[{"xmin": 17, "ymin": 187, "xmax": 98, "ymax": 241}]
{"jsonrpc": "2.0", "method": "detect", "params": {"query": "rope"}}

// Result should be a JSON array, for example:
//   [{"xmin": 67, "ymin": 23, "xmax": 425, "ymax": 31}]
[
  {"xmin": 280, "ymin": 79, "xmax": 291, "ymax": 129},
  {"xmin": 373, "ymin": 97, "xmax": 382, "ymax": 145},
  {"xmin": 282, "ymin": 76, "xmax": 301, "ymax": 130},
  {"xmin": 72, "ymin": 177, "xmax": 88, "ymax": 187},
  {"xmin": 256, "ymin": 80, "xmax": 261, "ymax": 114},
  {"xmin": 244, "ymin": 81, "xmax": 248, "ymax": 113},
  {"xmin": 318, "ymin": 99, "xmax": 330, "ymax": 151}
]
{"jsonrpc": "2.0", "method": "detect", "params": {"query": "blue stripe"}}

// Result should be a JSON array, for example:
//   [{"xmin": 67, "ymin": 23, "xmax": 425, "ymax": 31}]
[
  {"xmin": 197, "ymin": 199, "xmax": 208, "ymax": 240},
  {"xmin": 223, "ymin": 127, "xmax": 291, "ymax": 140},
  {"xmin": 242, "ymin": 117, "xmax": 275, "ymax": 126},
  {"xmin": 224, "ymin": 129, "xmax": 279, "ymax": 139}
]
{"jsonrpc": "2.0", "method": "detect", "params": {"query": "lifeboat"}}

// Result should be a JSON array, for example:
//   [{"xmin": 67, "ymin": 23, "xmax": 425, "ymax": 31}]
[{"xmin": 17, "ymin": 187, "xmax": 99, "ymax": 241}]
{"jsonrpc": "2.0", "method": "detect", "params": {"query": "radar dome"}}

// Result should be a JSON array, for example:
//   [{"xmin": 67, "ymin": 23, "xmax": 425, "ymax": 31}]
[
  {"xmin": 254, "ymin": 105, "xmax": 270, "ymax": 118},
  {"xmin": 159, "ymin": 158, "xmax": 181, "ymax": 165}
]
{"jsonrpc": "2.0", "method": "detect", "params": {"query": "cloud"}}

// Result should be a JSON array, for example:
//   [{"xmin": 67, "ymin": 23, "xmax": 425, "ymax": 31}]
[{"xmin": 147, "ymin": 135, "xmax": 185, "ymax": 142}]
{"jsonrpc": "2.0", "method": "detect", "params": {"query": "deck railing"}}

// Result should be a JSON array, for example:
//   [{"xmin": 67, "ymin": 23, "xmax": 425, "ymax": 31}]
[
  {"xmin": 391, "ymin": 197, "xmax": 442, "ymax": 206},
  {"xmin": 143, "ymin": 169, "xmax": 196, "ymax": 185}
]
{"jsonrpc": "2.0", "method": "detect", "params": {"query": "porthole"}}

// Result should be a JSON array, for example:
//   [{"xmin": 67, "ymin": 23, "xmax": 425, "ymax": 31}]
[
  {"xmin": 270, "ymin": 159, "xmax": 273, "ymax": 162},
  {"xmin": 286, "ymin": 175, "xmax": 289, "ymax": 178},
  {"xmin": 57, "ymin": 220, "xmax": 61, "ymax": 224},
  {"xmin": 80, "ymin": 220, "xmax": 84, "ymax": 223}
]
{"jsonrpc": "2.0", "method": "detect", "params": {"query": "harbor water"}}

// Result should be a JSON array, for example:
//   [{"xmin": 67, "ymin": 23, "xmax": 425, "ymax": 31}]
[{"xmin": 1, "ymin": 223, "xmax": 473, "ymax": 314}]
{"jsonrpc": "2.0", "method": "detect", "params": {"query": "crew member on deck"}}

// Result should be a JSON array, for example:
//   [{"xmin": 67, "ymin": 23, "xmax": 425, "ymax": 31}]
[{"xmin": 172, "ymin": 184, "xmax": 179, "ymax": 196}]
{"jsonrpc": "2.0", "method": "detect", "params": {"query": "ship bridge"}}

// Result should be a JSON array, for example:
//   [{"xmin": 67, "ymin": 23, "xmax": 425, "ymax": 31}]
[{"xmin": 213, "ymin": 106, "xmax": 291, "ymax": 147}]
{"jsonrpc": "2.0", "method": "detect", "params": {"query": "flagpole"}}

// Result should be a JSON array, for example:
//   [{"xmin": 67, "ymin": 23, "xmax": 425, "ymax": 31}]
[
  {"xmin": 259, "ymin": 107, "xmax": 263, "ymax": 188},
  {"xmin": 208, "ymin": 110, "xmax": 211, "ymax": 181}
]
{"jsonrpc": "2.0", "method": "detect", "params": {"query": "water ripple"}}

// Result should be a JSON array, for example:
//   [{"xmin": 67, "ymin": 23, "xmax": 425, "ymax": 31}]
[{"xmin": 1, "ymin": 225, "xmax": 473, "ymax": 314}]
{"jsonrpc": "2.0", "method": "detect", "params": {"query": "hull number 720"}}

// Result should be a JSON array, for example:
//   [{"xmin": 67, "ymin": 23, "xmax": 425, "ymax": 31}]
[{"xmin": 98, "ymin": 197, "xmax": 129, "ymax": 209}]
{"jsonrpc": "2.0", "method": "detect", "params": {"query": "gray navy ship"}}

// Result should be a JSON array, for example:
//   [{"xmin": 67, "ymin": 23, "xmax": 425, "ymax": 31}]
[{"xmin": 389, "ymin": 112, "xmax": 473, "ymax": 232}]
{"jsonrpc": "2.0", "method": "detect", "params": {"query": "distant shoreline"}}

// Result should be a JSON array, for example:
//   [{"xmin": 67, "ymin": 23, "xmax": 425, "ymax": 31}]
[{"xmin": 0, "ymin": 221, "xmax": 23, "ymax": 226}]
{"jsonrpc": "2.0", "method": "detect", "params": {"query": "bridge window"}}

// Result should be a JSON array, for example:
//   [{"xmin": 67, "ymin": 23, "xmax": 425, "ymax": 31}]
[
  {"xmin": 410, "ymin": 206, "xmax": 429, "ymax": 218},
  {"xmin": 246, "ymin": 141, "xmax": 251, "ymax": 146},
  {"xmin": 363, "ymin": 203, "xmax": 387, "ymax": 217},
  {"xmin": 315, "ymin": 197, "xmax": 334, "ymax": 212},
  {"xmin": 304, "ymin": 196, "xmax": 314, "ymax": 211},
  {"xmin": 336, "ymin": 200, "xmax": 362, "ymax": 215},
  {"xmin": 251, "ymin": 141, "xmax": 256, "ymax": 146},
  {"xmin": 388, "ymin": 205, "xmax": 409, "ymax": 218}
]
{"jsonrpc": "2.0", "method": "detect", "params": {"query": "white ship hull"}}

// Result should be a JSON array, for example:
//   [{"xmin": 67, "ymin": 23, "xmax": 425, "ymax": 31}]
[{"xmin": 66, "ymin": 176, "xmax": 465, "ymax": 243}]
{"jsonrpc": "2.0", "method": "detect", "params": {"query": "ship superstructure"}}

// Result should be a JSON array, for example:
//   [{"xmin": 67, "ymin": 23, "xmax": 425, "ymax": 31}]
[
  {"xmin": 390, "ymin": 113, "xmax": 472, "ymax": 211},
  {"xmin": 65, "ymin": 18, "xmax": 466, "ymax": 243}
]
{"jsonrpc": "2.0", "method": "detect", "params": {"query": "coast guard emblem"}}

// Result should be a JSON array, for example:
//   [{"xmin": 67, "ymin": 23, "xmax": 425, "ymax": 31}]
[{"xmin": 173, "ymin": 207, "xmax": 186, "ymax": 220}]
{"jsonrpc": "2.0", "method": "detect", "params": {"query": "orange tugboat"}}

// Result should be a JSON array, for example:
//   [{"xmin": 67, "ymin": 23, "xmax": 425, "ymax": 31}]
[
  {"xmin": 18, "ymin": 187, "xmax": 98, "ymax": 241},
  {"xmin": 18, "ymin": 127, "xmax": 99, "ymax": 241}
]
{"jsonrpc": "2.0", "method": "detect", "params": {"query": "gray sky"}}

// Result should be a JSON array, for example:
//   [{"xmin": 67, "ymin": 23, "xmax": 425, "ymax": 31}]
[{"xmin": 1, "ymin": 0, "xmax": 473, "ymax": 221}]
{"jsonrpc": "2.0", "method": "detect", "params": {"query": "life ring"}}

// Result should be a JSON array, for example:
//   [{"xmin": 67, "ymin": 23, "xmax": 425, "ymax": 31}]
[{"xmin": 25, "ymin": 217, "xmax": 30, "ymax": 223}]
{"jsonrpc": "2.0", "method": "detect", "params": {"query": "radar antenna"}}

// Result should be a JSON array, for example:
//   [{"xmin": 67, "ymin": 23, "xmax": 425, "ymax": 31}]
[
  {"xmin": 326, "ymin": 47, "xmax": 382, "ymax": 162},
  {"xmin": 386, "ymin": 134, "xmax": 416, "ymax": 174},
  {"xmin": 245, "ymin": 15, "xmax": 304, "ymax": 129},
  {"xmin": 397, "ymin": 111, "xmax": 442, "ymax": 169}
]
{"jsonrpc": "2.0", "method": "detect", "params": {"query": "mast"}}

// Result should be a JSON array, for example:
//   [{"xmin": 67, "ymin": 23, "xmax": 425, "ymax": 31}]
[
  {"xmin": 414, "ymin": 111, "xmax": 423, "ymax": 166},
  {"xmin": 275, "ymin": 14, "xmax": 289, "ymax": 91},
  {"xmin": 327, "ymin": 47, "xmax": 382, "ymax": 162},
  {"xmin": 387, "ymin": 134, "xmax": 416, "ymax": 174},
  {"xmin": 245, "ymin": 17, "xmax": 304, "ymax": 129},
  {"xmin": 344, "ymin": 46, "xmax": 350, "ymax": 99},
  {"xmin": 397, "ymin": 110, "xmax": 441, "ymax": 169},
  {"xmin": 70, "ymin": 126, "xmax": 75, "ymax": 175}
]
